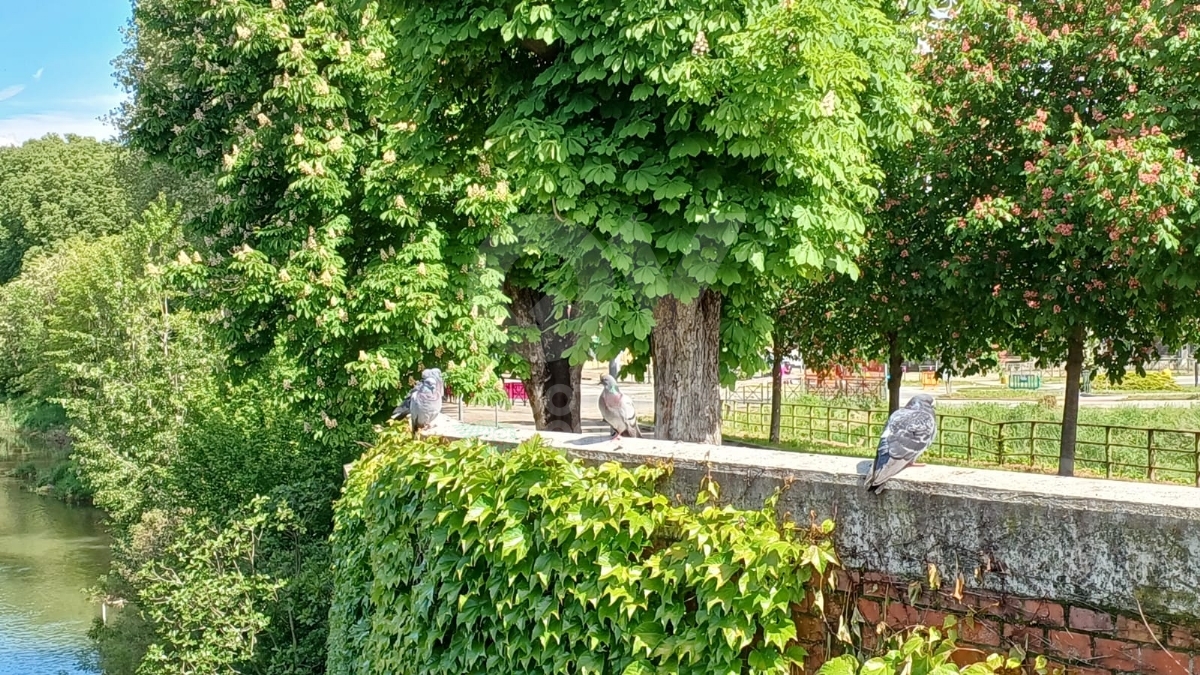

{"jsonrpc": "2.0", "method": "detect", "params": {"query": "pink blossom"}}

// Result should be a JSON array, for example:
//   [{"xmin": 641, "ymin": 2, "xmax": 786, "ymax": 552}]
[
  {"xmin": 1042, "ymin": 187, "xmax": 1055, "ymax": 201},
  {"xmin": 1024, "ymin": 161, "xmax": 1037, "ymax": 173},
  {"xmin": 1053, "ymin": 305, "xmax": 1062, "ymax": 314},
  {"xmin": 900, "ymin": 249, "xmax": 909, "ymax": 258}
]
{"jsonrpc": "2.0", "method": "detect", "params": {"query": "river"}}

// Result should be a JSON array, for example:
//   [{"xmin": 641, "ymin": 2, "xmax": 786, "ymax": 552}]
[{"xmin": 0, "ymin": 443, "xmax": 109, "ymax": 675}]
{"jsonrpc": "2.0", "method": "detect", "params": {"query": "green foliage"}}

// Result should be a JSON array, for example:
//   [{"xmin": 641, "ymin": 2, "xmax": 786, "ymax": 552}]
[
  {"xmin": 1093, "ymin": 369, "xmax": 1182, "ymax": 391},
  {"xmin": 132, "ymin": 497, "xmax": 293, "ymax": 675},
  {"xmin": 0, "ymin": 135, "xmax": 144, "ymax": 282},
  {"xmin": 124, "ymin": 0, "xmax": 511, "ymax": 444},
  {"xmin": 329, "ymin": 433, "xmax": 838, "ymax": 674},
  {"xmin": 389, "ymin": 0, "xmax": 925, "ymax": 382}
]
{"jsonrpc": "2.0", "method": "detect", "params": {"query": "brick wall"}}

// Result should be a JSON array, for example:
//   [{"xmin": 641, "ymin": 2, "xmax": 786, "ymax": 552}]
[{"xmin": 794, "ymin": 570, "xmax": 1200, "ymax": 675}]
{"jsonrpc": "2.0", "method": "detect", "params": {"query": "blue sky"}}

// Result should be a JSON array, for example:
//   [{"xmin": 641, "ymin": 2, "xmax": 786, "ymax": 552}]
[{"xmin": 0, "ymin": 1, "xmax": 131, "ymax": 146}]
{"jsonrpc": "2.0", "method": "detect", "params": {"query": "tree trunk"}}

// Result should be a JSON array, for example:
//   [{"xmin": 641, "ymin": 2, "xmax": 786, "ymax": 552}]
[
  {"xmin": 652, "ymin": 289, "xmax": 722, "ymax": 444},
  {"xmin": 504, "ymin": 282, "xmax": 582, "ymax": 433},
  {"xmin": 541, "ymin": 358, "xmax": 582, "ymax": 433},
  {"xmin": 887, "ymin": 331, "xmax": 903, "ymax": 414},
  {"xmin": 1059, "ymin": 325, "xmax": 1085, "ymax": 477},
  {"xmin": 770, "ymin": 337, "xmax": 784, "ymax": 444}
]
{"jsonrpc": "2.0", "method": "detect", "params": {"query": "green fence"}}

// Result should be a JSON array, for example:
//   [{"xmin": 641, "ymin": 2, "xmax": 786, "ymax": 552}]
[{"xmin": 722, "ymin": 401, "xmax": 1200, "ymax": 486}]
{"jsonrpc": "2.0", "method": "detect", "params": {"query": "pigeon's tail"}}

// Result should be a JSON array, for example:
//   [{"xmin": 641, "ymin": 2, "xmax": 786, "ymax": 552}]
[{"xmin": 390, "ymin": 403, "xmax": 410, "ymax": 421}]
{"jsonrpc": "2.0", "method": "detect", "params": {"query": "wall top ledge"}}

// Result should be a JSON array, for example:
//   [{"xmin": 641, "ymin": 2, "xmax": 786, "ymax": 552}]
[{"xmin": 422, "ymin": 419, "xmax": 1200, "ymax": 520}]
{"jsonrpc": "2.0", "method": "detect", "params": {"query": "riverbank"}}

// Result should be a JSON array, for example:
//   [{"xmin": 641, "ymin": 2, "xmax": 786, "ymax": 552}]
[{"xmin": 0, "ymin": 400, "xmax": 90, "ymax": 504}]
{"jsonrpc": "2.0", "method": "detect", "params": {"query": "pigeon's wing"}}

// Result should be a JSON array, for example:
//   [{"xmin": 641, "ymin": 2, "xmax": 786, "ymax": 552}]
[
  {"xmin": 619, "ymin": 394, "xmax": 640, "ymax": 437},
  {"xmin": 390, "ymin": 393, "xmax": 413, "ymax": 421},
  {"xmin": 866, "ymin": 408, "xmax": 936, "ymax": 489}
]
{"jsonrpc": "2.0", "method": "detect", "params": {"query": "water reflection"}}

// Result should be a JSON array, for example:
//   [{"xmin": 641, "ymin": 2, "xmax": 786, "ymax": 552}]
[{"xmin": 0, "ymin": 443, "xmax": 109, "ymax": 675}]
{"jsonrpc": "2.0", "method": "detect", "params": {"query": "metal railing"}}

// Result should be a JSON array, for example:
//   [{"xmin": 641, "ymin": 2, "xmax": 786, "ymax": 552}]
[{"xmin": 721, "ymin": 401, "xmax": 1200, "ymax": 486}]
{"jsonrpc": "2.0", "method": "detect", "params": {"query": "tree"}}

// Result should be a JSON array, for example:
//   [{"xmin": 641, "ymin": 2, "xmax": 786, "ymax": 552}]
[
  {"xmin": 925, "ymin": 0, "xmax": 1200, "ymax": 474},
  {"xmin": 0, "ymin": 135, "xmax": 142, "ymax": 282},
  {"xmin": 381, "ymin": 0, "xmax": 926, "ymax": 443},
  {"xmin": 773, "ymin": 142, "xmax": 998, "ymax": 414},
  {"xmin": 123, "ymin": 0, "xmax": 512, "ymax": 445}
]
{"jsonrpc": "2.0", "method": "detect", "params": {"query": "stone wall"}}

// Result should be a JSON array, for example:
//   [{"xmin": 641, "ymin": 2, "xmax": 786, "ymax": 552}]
[{"xmin": 429, "ymin": 420, "xmax": 1200, "ymax": 674}]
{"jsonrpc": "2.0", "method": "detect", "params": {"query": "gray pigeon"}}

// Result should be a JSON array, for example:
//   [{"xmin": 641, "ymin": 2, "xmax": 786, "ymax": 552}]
[
  {"xmin": 598, "ymin": 374, "xmax": 640, "ymax": 440},
  {"xmin": 865, "ymin": 393, "xmax": 937, "ymax": 493},
  {"xmin": 390, "ymin": 370, "xmax": 444, "ymax": 433}
]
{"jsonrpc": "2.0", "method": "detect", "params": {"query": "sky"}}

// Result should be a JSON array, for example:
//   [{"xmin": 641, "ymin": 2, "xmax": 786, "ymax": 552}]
[{"xmin": 0, "ymin": 1, "xmax": 131, "ymax": 146}]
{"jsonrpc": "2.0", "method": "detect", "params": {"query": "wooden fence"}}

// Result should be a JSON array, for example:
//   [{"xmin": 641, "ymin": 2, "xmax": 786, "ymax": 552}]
[{"xmin": 722, "ymin": 401, "xmax": 1200, "ymax": 486}]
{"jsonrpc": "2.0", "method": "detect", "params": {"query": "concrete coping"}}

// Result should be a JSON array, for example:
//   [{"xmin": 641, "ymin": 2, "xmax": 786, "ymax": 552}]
[{"xmin": 416, "ymin": 418, "xmax": 1200, "ymax": 521}]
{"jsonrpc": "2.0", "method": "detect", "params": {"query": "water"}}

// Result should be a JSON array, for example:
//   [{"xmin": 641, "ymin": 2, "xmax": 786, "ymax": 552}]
[{"xmin": 0, "ymin": 444, "xmax": 110, "ymax": 675}]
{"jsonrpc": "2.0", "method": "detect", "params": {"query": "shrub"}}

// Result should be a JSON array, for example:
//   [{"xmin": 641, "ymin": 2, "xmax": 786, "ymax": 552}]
[
  {"xmin": 328, "ymin": 433, "xmax": 839, "ymax": 674},
  {"xmin": 1093, "ymin": 369, "xmax": 1181, "ymax": 392}
]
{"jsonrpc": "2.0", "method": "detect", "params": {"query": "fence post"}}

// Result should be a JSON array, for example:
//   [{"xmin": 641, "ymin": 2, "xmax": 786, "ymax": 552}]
[
  {"xmin": 998, "ymin": 422, "xmax": 1005, "ymax": 464},
  {"xmin": 1105, "ymin": 426, "xmax": 1112, "ymax": 479},
  {"xmin": 1147, "ymin": 428, "xmax": 1156, "ymax": 481},
  {"xmin": 1029, "ymin": 421, "xmax": 1036, "ymax": 466},
  {"xmin": 1194, "ymin": 432, "xmax": 1199, "ymax": 488},
  {"xmin": 967, "ymin": 417, "xmax": 974, "ymax": 462}
]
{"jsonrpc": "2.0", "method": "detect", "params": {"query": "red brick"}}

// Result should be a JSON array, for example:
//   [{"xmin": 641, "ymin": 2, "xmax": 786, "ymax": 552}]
[
  {"xmin": 796, "ymin": 614, "xmax": 823, "ymax": 641},
  {"xmin": 804, "ymin": 643, "xmax": 828, "ymax": 670},
  {"xmin": 1137, "ymin": 646, "xmax": 1190, "ymax": 675},
  {"xmin": 1116, "ymin": 615, "xmax": 1163, "ymax": 643},
  {"xmin": 1047, "ymin": 629, "xmax": 1092, "ymax": 661},
  {"xmin": 948, "ymin": 647, "xmax": 988, "ymax": 668},
  {"xmin": 958, "ymin": 617, "xmax": 1002, "ymax": 647},
  {"xmin": 857, "ymin": 598, "xmax": 881, "ymax": 626},
  {"xmin": 1003, "ymin": 623, "xmax": 1047, "ymax": 649},
  {"xmin": 1167, "ymin": 625, "xmax": 1200, "ymax": 650},
  {"xmin": 862, "ymin": 571, "xmax": 892, "ymax": 584},
  {"xmin": 919, "ymin": 609, "xmax": 949, "ymax": 629},
  {"xmin": 833, "ymin": 570, "xmax": 853, "ymax": 593},
  {"xmin": 1069, "ymin": 607, "xmax": 1116, "ymax": 633},
  {"xmin": 1020, "ymin": 599, "xmax": 1066, "ymax": 627},
  {"xmin": 886, "ymin": 601, "xmax": 922, "ymax": 627},
  {"xmin": 1067, "ymin": 667, "xmax": 1114, "ymax": 675},
  {"xmin": 1093, "ymin": 637, "xmax": 1141, "ymax": 671}
]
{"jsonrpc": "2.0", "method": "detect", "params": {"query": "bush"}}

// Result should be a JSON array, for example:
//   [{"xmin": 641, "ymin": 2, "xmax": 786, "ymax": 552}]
[
  {"xmin": 328, "ymin": 433, "xmax": 838, "ymax": 675},
  {"xmin": 1093, "ymin": 369, "xmax": 1181, "ymax": 392}
]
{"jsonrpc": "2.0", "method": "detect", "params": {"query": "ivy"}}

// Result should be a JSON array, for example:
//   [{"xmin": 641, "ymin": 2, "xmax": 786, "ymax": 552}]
[
  {"xmin": 328, "ymin": 434, "xmax": 838, "ymax": 674},
  {"xmin": 818, "ymin": 622, "xmax": 1053, "ymax": 675}
]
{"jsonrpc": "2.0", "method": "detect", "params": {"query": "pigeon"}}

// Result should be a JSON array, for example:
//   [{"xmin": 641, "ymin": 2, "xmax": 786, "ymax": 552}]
[
  {"xmin": 598, "ymin": 374, "xmax": 641, "ymax": 440},
  {"xmin": 390, "ymin": 370, "xmax": 444, "ymax": 433},
  {"xmin": 425, "ymin": 368, "xmax": 444, "ymax": 400},
  {"xmin": 864, "ymin": 393, "xmax": 937, "ymax": 493}
]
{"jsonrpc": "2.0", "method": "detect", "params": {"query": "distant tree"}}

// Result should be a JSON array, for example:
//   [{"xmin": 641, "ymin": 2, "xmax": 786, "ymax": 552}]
[
  {"xmin": 0, "ymin": 135, "xmax": 141, "ymax": 282},
  {"xmin": 927, "ymin": 0, "xmax": 1200, "ymax": 475},
  {"xmin": 774, "ymin": 142, "xmax": 997, "ymax": 415}
]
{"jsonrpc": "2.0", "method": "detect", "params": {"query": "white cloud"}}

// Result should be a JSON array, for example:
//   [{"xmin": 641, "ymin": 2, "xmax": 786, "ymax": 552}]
[
  {"xmin": 0, "ymin": 86, "xmax": 26, "ymax": 103},
  {"xmin": 0, "ymin": 112, "xmax": 117, "ymax": 147},
  {"xmin": 32, "ymin": 68, "xmax": 44, "ymax": 80}
]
